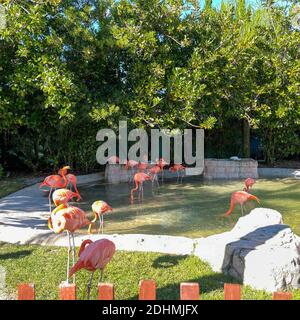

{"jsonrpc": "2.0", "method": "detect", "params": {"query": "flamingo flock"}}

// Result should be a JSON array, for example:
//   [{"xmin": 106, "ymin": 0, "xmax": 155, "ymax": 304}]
[
  {"xmin": 41, "ymin": 166, "xmax": 115, "ymax": 298},
  {"xmin": 40, "ymin": 159, "xmax": 260, "ymax": 298}
]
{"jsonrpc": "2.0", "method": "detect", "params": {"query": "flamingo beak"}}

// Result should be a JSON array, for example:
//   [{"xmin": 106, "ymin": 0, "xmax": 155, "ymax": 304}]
[
  {"xmin": 63, "ymin": 166, "xmax": 71, "ymax": 170},
  {"xmin": 251, "ymin": 195, "xmax": 260, "ymax": 204}
]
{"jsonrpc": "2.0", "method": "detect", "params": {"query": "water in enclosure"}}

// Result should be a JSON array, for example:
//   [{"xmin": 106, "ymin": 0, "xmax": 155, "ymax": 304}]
[{"xmin": 78, "ymin": 178, "xmax": 300, "ymax": 238}]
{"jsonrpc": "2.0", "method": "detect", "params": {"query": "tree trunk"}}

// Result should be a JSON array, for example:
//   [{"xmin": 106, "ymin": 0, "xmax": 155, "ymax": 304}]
[{"xmin": 243, "ymin": 119, "xmax": 250, "ymax": 158}]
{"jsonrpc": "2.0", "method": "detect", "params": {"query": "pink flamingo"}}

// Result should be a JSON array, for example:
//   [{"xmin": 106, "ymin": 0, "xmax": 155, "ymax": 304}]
[
  {"xmin": 137, "ymin": 162, "xmax": 148, "ymax": 172},
  {"xmin": 52, "ymin": 188, "xmax": 81, "ymax": 207},
  {"xmin": 148, "ymin": 165, "xmax": 161, "ymax": 187},
  {"xmin": 107, "ymin": 156, "xmax": 120, "ymax": 164},
  {"xmin": 65, "ymin": 173, "xmax": 81, "ymax": 199},
  {"xmin": 48, "ymin": 204, "xmax": 92, "ymax": 283},
  {"xmin": 130, "ymin": 172, "xmax": 151, "ymax": 204},
  {"xmin": 169, "ymin": 164, "xmax": 186, "ymax": 183},
  {"xmin": 157, "ymin": 158, "xmax": 168, "ymax": 182},
  {"xmin": 88, "ymin": 201, "xmax": 113, "ymax": 234},
  {"xmin": 243, "ymin": 178, "xmax": 256, "ymax": 192},
  {"xmin": 225, "ymin": 191, "xmax": 260, "ymax": 216},
  {"xmin": 40, "ymin": 166, "xmax": 70, "ymax": 211},
  {"xmin": 124, "ymin": 159, "xmax": 139, "ymax": 183},
  {"xmin": 69, "ymin": 239, "xmax": 116, "ymax": 300}
]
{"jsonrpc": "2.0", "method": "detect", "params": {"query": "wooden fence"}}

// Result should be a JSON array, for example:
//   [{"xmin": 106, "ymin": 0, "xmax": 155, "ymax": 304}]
[{"xmin": 17, "ymin": 281, "xmax": 293, "ymax": 300}]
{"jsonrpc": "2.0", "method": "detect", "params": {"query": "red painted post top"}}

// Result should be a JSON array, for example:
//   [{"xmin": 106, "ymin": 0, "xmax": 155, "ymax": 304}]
[
  {"xmin": 139, "ymin": 280, "xmax": 156, "ymax": 300},
  {"xmin": 273, "ymin": 292, "xmax": 292, "ymax": 300},
  {"xmin": 98, "ymin": 283, "xmax": 114, "ymax": 300},
  {"xmin": 18, "ymin": 283, "xmax": 35, "ymax": 300},
  {"xmin": 59, "ymin": 283, "xmax": 76, "ymax": 300},
  {"xmin": 224, "ymin": 283, "xmax": 241, "ymax": 300},
  {"xmin": 180, "ymin": 283, "xmax": 200, "ymax": 300}
]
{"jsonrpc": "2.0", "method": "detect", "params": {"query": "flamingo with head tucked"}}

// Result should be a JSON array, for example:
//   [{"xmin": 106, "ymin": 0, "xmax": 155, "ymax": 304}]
[
  {"xmin": 243, "ymin": 178, "xmax": 256, "ymax": 192},
  {"xmin": 137, "ymin": 162, "xmax": 148, "ymax": 172},
  {"xmin": 130, "ymin": 172, "xmax": 151, "ymax": 204},
  {"xmin": 169, "ymin": 164, "xmax": 185, "ymax": 183},
  {"xmin": 157, "ymin": 158, "xmax": 168, "ymax": 182},
  {"xmin": 40, "ymin": 166, "xmax": 70, "ymax": 211},
  {"xmin": 148, "ymin": 165, "xmax": 161, "ymax": 187},
  {"xmin": 224, "ymin": 191, "xmax": 260, "ymax": 216},
  {"xmin": 69, "ymin": 238, "xmax": 116, "ymax": 300},
  {"xmin": 88, "ymin": 201, "xmax": 113, "ymax": 234},
  {"xmin": 48, "ymin": 204, "xmax": 92, "ymax": 283},
  {"xmin": 124, "ymin": 159, "xmax": 139, "ymax": 184}
]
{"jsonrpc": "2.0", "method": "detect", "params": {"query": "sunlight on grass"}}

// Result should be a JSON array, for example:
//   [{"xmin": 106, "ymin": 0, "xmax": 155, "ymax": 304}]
[{"xmin": 0, "ymin": 242, "xmax": 299, "ymax": 300}]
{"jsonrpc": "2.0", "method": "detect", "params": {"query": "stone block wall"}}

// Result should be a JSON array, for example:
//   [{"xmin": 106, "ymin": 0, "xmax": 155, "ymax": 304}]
[{"xmin": 204, "ymin": 158, "xmax": 258, "ymax": 179}]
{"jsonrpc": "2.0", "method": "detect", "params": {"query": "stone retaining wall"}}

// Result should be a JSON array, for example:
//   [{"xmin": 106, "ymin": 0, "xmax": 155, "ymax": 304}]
[{"xmin": 204, "ymin": 158, "xmax": 258, "ymax": 179}]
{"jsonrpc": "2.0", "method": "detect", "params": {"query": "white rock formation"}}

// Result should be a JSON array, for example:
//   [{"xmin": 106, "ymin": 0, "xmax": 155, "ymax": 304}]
[{"xmin": 194, "ymin": 208, "xmax": 300, "ymax": 292}]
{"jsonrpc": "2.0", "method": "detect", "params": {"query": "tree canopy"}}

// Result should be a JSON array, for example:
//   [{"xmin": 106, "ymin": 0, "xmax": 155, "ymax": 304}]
[{"xmin": 0, "ymin": 0, "xmax": 299, "ymax": 171}]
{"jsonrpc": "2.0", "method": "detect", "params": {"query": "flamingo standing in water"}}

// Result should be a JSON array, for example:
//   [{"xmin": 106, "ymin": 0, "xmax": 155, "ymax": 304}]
[
  {"xmin": 169, "ymin": 164, "xmax": 185, "ymax": 183},
  {"xmin": 48, "ymin": 204, "xmax": 92, "ymax": 283},
  {"xmin": 130, "ymin": 172, "xmax": 151, "ymax": 204},
  {"xmin": 148, "ymin": 165, "xmax": 161, "ymax": 187},
  {"xmin": 65, "ymin": 172, "xmax": 81, "ymax": 199},
  {"xmin": 69, "ymin": 239, "xmax": 116, "ymax": 300},
  {"xmin": 137, "ymin": 162, "xmax": 148, "ymax": 172},
  {"xmin": 52, "ymin": 188, "xmax": 81, "ymax": 207},
  {"xmin": 243, "ymin": 178, "xmax": 256, "ymax": 192},
  {"xmin": 124, "ymin": 160, "xmax": 139, "ymax": 183},
  {"xmin": 88, "ymin": 201, "xmax": 113, "ymax": 234},
  {"xmin": 40, "ymin": 166, "xmax": 70, "ymax": 211},
  {"xmin": 107, "ymin": 156, "xmax": 120, "ymax": 164},
  {"xmin": 157, "ymin": 158, "xmax": 168, "ymax": 182},
  {"xmin": 224, "ymin": 191, "xmax": 260, "ymax": 216}
]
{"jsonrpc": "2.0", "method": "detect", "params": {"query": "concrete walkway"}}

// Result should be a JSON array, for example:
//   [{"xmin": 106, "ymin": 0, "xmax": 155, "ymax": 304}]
[{"xmin": 0, "ymin": 174, "xmax": 195, "ymax": 255}]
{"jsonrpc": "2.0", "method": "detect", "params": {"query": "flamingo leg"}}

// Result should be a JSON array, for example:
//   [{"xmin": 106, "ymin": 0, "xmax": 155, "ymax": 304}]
[
  {"xmin": 240, "ymin": 204, "xmax": 244, "ymax": 216},
  {"xmin": 138, "ymin": 183, "xmax": 141, "ymax": 201},
  {"xmin": 180, "ymin": 171, "xmax": 184, "ymax": 183},
  {"xmin": 87, "ymin": 271, "xmax": 94, "ymax": 300},
  {"xmin": 177, "ymin": 171, "xmax": 179, "ymax": 183},
  {"xmin": 98, "ymin": 269, "xmax": 104, "ymax": 284},
  {"xmin": 48, "ymin": 188, "xmax": 53, "ymax": 212},
  {"xmin": 161, "ymin": 169, "xmax": 164, "ymax": 183},
  {"xmin": 98, "ymin": 215, "xmax": 104, "ymax": 234},
  {"xmin": 66, "ymin": 231, "xmax": 71, "ymax": 283},
  {"xmin": 71, "ymin": 233, "xmax": 76, "ymax": 283},
  {"xmin": 141, "ymin": 183, "xmax": 144, "ymax": 200}
]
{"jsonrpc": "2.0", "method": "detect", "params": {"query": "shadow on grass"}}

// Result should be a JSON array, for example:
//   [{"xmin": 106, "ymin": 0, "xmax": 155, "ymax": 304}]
[
  {"xmin": 0, "ymin": 250, "xmax": 32, "ymax": 260},
  {"xmin": 128, "ymin": 272, "xmax": 239, "ymax": 300},
  {"xmin": 152, "ymin": 255, "xmax": 187, "ymax": 269}
]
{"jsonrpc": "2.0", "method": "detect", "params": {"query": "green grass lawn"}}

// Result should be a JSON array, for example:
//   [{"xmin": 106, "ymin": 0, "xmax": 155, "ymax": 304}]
[
  {"xmin": 0, "ymin": 178, "xmax": 26, "ymax": 198},
  {"xmin": 1, "ymin": 242, "xmax": 299, "ymax": 300}
]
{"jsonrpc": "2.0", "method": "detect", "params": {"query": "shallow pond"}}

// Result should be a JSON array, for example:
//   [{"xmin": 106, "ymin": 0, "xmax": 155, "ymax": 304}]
[{"xmin": 78, "ymin": 178, "xmax": 300, "ymax": 238}]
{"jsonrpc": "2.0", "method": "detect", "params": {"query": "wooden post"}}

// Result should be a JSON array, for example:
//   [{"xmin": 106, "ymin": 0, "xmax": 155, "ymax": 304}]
[
  {"xmin": 59, "ymin": 283, "xmax": 76, "ymax": 300},
  {"xmin": 18, "ymin": 283, "xmax": 35, "ymax": 300},
  {"xmin": 98, "ymin": 283, "xmax": 114, "ymax": 300},
  {"xmin": 224, "ymin": 283, "xmax": 241, "ymax": 300},
  {"xmin": 139, "ymin": 280, "xmax": 156, "ymax": 300},
  {"xmin": 272, "ymin": 292, "xmax": 292, "ymax": 300},
  {"xmin": 180, "ymin": 283, "xmax": 200, "ymax": 300}
]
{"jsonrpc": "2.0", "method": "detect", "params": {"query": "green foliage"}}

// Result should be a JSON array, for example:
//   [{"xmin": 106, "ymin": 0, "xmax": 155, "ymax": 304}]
[{"xmin": 0, "ymin": 0, "xmax": 299, "ymax": 170}]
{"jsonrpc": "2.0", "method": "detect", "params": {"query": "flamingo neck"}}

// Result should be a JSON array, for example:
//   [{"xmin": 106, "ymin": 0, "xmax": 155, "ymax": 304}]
[
  {"xmin": 130, "ymin": 180, "xmax": 139, "ymax": 202},
  {"xmin": 225, "ymin": 198, "xmax": 235, "ymax": 216}
]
